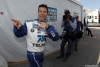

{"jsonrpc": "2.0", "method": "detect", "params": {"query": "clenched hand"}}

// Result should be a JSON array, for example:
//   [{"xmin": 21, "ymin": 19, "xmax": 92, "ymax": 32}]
[{"xmin": 38, "ymin": 22, "xmax": 48, "ymax": 29}]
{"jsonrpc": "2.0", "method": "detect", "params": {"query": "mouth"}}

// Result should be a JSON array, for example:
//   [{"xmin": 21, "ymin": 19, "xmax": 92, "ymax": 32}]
[
  {"xmin": 39, "ymin": 15, "xmax": 46, "ymax": 20},
  {"xmin": 40, "ymin": 15, "xmax": 45, "ymax": 18}
]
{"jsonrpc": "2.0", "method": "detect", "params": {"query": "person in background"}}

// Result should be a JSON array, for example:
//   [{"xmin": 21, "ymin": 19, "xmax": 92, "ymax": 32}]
[
  {"xmin": 85, "ymin": 23, "xmax": 93, "ymax": 37},
  {"xmin": 56, "ymin": 10, "xmax": 77, "ymax": 62},
  {"xmin": 12, "ymin": 4, "xmax": 59, "ymax": 67},
  {"xmin": 74, "ymin": 15, "xmax": 83, "ymax": 51}
]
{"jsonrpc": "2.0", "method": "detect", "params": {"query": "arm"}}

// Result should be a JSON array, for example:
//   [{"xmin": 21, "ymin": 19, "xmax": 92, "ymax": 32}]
[
  {"xmin": 61, "ymin": 15, "xmax": 66, "ymax": 27},
  {"xmin": 46, "ymin": 25, "xmax": 59, "ymax": 41},
  {"xmin": 69, "ymin": 19, "xmax": 77, "ymax": 31},
  {"xmin": 13, "ymin": 22, "xmax": 27, "ymax": 38},
  {"xmin": 61, "ymin": 21, "xmax": 65, "ymax": 27}
]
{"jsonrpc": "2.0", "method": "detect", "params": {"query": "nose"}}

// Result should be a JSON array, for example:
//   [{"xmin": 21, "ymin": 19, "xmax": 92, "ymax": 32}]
[{"xmin": 40, "ymin": 11, "xmax": 44, "ymax": 14}]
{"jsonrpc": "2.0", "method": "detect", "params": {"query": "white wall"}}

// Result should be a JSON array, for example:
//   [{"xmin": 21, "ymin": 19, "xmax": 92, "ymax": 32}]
[
  {"xmin": 93, "ymin": 10, "xmax": 99, "ymax": 22},
  {"xmin": 0, "ymin": 0, "xmax": 83, "ymax": 64},
  {"xmin": 87, "ymin": 10, "xmax": 99, "ymax": 23}
]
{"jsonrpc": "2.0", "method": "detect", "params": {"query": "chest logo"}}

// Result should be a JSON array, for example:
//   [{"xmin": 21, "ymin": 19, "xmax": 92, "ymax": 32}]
[{"xmin": 30, "ymin": 29, "xmax": 34, "ymax": 32}]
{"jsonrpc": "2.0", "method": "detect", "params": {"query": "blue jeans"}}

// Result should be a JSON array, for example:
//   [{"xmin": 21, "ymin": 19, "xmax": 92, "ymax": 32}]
[
  {"xmin": 60, "ymin": 38, "xmax": 73, "ymax": 57},
  {"xmin": 27, "ymin": 51, "xmax": 44, "ymax": 67}
]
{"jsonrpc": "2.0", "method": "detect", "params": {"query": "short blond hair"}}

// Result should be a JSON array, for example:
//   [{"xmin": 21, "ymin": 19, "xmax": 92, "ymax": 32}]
[{"xmin": 75, "ymin": 15, "xmax": 79, "ymax": 18}]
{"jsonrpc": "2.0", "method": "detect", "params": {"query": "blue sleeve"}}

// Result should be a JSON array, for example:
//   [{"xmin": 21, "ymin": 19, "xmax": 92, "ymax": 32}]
[
  {"xmin": 46, "ymin": 25, "xmax": 59, "ymax": 41},
  {"xmin": 13, "ymin": 22, "xmax": 27, "ymax": 38}
]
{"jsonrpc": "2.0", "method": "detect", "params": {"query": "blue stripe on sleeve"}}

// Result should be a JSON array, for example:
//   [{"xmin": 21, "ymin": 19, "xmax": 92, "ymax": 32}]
[
  {"xmin": 46, "ymin": 25, "xmax": 59, "ymax": 41},
  {"xmin": 13, "ymin": 22, "xmax": 27, "ymax": 38}
]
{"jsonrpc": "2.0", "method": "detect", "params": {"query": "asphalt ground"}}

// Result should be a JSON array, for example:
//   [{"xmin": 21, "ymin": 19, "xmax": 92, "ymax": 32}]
[{"xmin": 9, "ymin": 27, "xmax": 100, "ymax": 67}]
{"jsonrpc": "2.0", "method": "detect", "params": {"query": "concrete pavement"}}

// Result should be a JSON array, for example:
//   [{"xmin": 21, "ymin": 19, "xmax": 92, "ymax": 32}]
[{"xmin": 9, "ymin": 27, "xmax": 100, "ymax": 67}]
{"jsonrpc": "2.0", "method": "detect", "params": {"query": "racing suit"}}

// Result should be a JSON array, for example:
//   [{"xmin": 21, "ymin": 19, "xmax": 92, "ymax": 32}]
[{"xmin": 13, "ymin": 19, "xmax": 59, "ymax": 67}]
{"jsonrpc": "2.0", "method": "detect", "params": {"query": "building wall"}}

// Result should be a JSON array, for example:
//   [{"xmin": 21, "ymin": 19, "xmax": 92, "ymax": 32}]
[
  {"xmin": 86, "ymin": 10, "xmax": 99, "ymax": 26},
  {"xmin": 0, "ymin": 0, "xmax": 83, "ymax": 62}
]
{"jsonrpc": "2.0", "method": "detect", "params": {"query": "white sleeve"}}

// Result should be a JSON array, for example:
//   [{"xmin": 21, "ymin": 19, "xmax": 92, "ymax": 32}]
[
  {"xmin": 61, "ymin": 21, "xmax": 64, "ymax": 27},
  {"xmin": 69, "ymin": 19, "xmax": 77, "ymax": 31}
]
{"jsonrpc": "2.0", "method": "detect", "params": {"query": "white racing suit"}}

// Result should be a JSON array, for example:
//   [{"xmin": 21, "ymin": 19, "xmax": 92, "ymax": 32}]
[{"xmin": 13, "ymin": 19, "xmax": 59, "ymax": 67}]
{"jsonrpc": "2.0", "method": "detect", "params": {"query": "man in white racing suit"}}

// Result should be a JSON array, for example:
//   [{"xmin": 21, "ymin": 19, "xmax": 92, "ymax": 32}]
[{"xmin": 12, "ymin": 4, "xmax": 59, "ymax": 67}]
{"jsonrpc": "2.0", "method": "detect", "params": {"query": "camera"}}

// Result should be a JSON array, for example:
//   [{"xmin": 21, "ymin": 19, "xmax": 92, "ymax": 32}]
[{"xmin": 60, "ymin": 28, "xmax": 67, "ymax": 39}]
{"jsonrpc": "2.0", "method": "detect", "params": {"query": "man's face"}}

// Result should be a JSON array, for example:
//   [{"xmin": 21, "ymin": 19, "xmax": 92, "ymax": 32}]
[
  {"xmin": 76, "ymin": 17, "xmax": 79, "ymax": 21},
  {"xmin": 67, "ymin": 13, "xmax": 70, "ymax": 17},
  {"xmin": 38, "ymin": 7, "xmax": 48, "ymax": 21}
]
